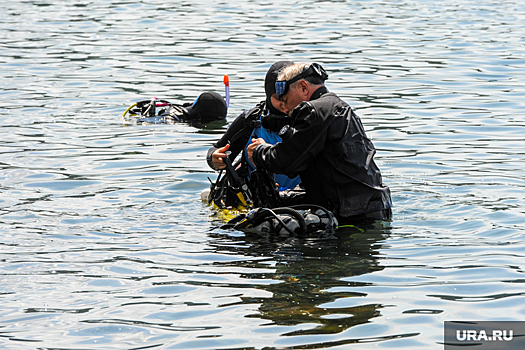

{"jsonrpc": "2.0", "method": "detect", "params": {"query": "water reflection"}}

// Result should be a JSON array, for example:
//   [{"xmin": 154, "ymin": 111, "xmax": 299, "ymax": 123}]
[
  {"xmin": 2, "ymin": 0, "xmax": 525, "ymax": 347},
  {"xmin": 209, "ymin": 222, "xmax": 394, "ymax": 339}
]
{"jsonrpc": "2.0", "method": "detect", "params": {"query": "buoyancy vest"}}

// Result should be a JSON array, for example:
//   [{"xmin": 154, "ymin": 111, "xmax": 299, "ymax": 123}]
[{"xmin": 244, "ymin": 122, "xmax": 301, "ymax": 191}]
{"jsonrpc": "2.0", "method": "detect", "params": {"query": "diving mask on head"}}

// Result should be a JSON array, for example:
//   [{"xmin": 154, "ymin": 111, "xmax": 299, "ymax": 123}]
[{"xmin": 275, "ymin": 63, "xmax": 328, "ymax": 100}]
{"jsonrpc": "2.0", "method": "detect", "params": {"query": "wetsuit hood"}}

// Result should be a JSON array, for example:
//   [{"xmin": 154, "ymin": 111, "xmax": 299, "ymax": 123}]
[
  {"xmin": 264, "ymin": 61, "xmax": 294, "ymax": 115},
  {"xmin": 185, "ymin": 91, "xmax": 227, "ymax": 121}
]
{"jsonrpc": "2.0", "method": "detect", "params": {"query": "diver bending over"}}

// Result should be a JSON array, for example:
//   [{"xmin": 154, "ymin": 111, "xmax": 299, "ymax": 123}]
[{"xmin": 247, "ymin": 63, "xmax": 392, "ymax": 223}]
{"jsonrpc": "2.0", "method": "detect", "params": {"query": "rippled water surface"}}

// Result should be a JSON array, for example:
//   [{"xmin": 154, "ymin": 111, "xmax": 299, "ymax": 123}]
[{"xmin": 1, "ymin": 0, "xmax": 525, "ymax": 349}]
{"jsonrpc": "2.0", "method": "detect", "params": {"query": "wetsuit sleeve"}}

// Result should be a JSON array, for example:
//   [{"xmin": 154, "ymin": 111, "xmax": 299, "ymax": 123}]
[
  {"xmin": 206, "ymin": 147, "xmax": 220, "ymax": 170},
  {"xmin": 252, "ymin": 102, "xmax": 331, "ymax": 178}
]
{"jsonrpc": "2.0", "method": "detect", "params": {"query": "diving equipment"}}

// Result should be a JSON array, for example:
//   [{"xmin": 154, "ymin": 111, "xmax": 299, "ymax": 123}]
[{"xmin": 122, "ymin": 91, "xmax": 227, "ymax": 124}]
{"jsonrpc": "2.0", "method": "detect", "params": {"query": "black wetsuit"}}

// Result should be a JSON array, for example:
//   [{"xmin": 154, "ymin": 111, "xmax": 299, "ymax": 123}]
[
  {"xmin": 206, "ymin": 104, "xmax": 291, "ymax": 171},
  {"xmin": 252, "ymin": 87, "xmax": 392, "ymax": 222}
]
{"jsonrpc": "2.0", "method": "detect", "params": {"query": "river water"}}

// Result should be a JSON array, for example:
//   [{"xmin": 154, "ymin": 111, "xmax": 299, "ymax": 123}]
[{"xmin": 1, "ymin": 0, "xmax": 524, "ymax": 349}]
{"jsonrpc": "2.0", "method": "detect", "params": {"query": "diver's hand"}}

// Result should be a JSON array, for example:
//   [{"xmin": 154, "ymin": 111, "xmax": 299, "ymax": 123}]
[
  {"xmin": 212, "ymin": 143, "xmax": 230, "ymax": 170},
  {"xmin": 247, "ymin": 138, "xmax": 267, "ymax": 165}
]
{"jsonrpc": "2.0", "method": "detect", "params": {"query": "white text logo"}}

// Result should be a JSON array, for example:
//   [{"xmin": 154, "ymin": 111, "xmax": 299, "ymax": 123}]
[{"xmin": 456, "ymin": 330, "xmax": 513, "ymax": 342}]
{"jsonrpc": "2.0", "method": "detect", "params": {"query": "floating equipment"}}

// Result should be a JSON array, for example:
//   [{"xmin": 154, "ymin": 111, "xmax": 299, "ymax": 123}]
[
  {"xmin": 122, "ymin": 91, "xmax": 227, "ymax": 124},
  {"xmin": 220, "ymin": 204, "xmax": 338, "ymax": 236}
]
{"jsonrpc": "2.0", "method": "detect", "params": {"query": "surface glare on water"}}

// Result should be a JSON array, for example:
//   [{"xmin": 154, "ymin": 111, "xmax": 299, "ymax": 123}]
[{"xmin": 1, "ymin": 0, "xmax": 524, "ymax": 349}]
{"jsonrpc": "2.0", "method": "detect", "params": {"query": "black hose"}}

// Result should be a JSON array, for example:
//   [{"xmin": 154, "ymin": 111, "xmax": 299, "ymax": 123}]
[
  {"xmin": 271, "ymin": 207, "xmax": 307, "ymax": 233},
  {"xmin": 288, "ymin": 204, "xmax": 337, "ymax": 231},
  {"xmin": 235, "ymin": 207, "xmax": 307, "ymax": 235}
]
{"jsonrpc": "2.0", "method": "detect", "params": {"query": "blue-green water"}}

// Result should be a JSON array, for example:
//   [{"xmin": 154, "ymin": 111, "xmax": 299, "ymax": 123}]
[{"xmin": 1, "ymin": 1, "xmax": 524, "ymax": 349}]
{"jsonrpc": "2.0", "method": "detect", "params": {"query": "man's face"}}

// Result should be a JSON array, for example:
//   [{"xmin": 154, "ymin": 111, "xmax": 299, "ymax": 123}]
[
  {"xmin": 280, "ymin": 81, "xmax": 307, "ymax": 116},
  {"xmin": 270, "ymin": 94, "xmax": 286, "ymax": 114}
]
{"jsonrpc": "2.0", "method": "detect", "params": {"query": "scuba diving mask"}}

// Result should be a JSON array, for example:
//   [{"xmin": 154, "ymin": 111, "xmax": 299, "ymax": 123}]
[{"xmin": 275, "ymin": 63, "xmax": 329, "ymax": 100}]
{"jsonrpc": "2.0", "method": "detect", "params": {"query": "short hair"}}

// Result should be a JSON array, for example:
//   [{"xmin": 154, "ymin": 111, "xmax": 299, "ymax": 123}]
[
  {"xmin": 277, "ymin": 63, "xmax": 309, "ymax": 81},
  {"xmin": 277, "ymin": 63, "xmax": 326, "ymax": 88}
]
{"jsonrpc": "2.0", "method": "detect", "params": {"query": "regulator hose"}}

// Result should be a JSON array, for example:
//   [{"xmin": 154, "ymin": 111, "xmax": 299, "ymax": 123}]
[
  {"xmin": 233, "ymin": 207, "xmax": 307, "ymax": 235},
  {"xmin": 121, "ymin": 102, "xmax": 138, "ymax": 118},
  {"xmin": 288, "ymin": 204, "xmax": 337, "ymax": 230}
]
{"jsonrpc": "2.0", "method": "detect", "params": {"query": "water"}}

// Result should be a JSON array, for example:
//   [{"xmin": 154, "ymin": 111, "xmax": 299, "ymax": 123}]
[{"xmin": 1, "ymin": 0, "xmax": 524, "ymax": 349}]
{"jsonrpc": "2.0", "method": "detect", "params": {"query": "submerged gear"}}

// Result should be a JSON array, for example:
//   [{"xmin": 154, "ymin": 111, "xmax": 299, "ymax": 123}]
[
  {"xmin": 221, "ymin": 204, "xmax": 338, "ymax": 236},
  {"xmin": 252, "ymin": 86, "xmax": 392, "ymax": 221},
  {"xmin": 122, "ymin": 91, "xmax": 227, "ymax": 123}
]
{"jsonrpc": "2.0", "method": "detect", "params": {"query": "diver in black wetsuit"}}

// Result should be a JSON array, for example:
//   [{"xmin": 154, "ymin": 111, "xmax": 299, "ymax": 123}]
[{"xmin": 247, "ymin": 62, "xmax": 392, "ymax": 223}]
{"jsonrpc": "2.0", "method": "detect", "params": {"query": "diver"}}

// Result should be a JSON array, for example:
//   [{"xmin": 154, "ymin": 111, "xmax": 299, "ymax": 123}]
[
  {"xmin": 206, "ymin": 61, "xmax": 302, "ymax": 193},
  {"xmin": 247, "ymin": 62, "xmax": 393, "ymax": 224},
  {"xmin": 122, "ymin": 91, "xmax": 228, "ymax": 124}
]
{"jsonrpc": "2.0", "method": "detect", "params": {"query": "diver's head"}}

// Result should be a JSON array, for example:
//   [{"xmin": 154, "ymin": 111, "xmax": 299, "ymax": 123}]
[
  {"xmin": 185, "ymin": 91, "xmax": 227, "ymax": 121},
  {"xmin": 275, "ymin": 63, "xmax": 328, "ymax": 115},
  {"xmin": 264, "ymin": 61, "xmax": 294, "ymax": 115}
]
